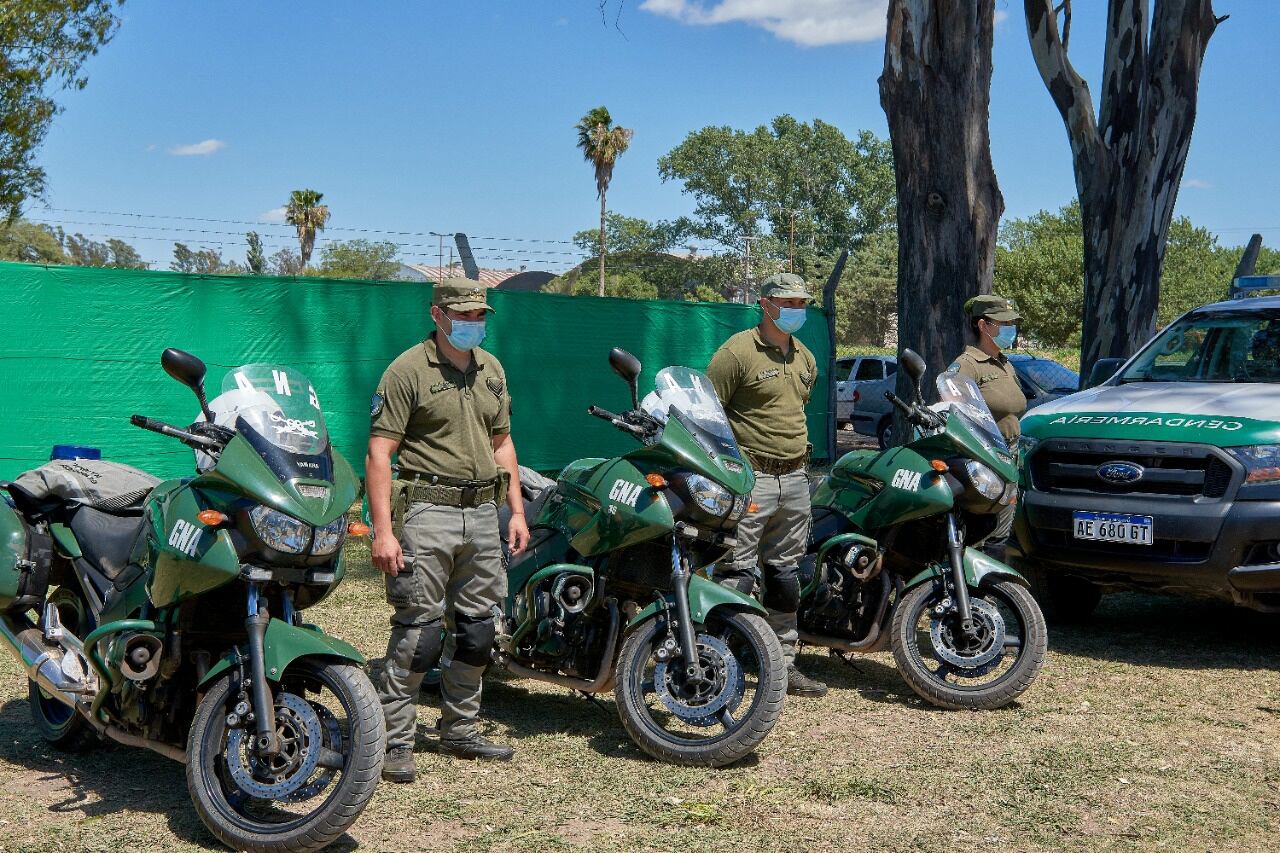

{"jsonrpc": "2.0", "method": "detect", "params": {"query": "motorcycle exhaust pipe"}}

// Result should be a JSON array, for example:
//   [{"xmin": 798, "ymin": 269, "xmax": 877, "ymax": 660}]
[
  {"xmin": 0, "ymin": 611, "xmax": 96, "ymax": 709},
  {"xmin": 118, "ymin": 633, "xmax": 164, "ymax": 682},
  {"xmin": 551, "ymin": 573, "xmax": 593, "ymax": 615}
]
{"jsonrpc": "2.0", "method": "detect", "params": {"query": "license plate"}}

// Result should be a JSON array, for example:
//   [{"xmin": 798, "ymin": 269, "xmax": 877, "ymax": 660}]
[{"xmin": 1072, "ymin": 511, "xmax": 1153, "ymax": 545}]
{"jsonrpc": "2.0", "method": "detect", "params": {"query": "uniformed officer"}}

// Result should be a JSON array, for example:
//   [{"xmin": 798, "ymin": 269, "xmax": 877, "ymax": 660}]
[
  {"xmin": 367, "ymin": 278, "xmax": 531, "ymax": 782},
  {"xmin": 706, "ymin": 272, "xmax": 827, "ymax": 698},
  {"xmin": 949, "ymin": 294, "xmax": 1027, "ymax": 557}
]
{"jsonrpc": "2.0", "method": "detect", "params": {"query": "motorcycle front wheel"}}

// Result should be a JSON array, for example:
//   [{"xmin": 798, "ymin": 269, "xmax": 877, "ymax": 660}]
[
  {"xmin": 614, "ymin": 610, "xmax": 786, "ymax": 767},
  {"xmin": 186, "ymin": 659, "xmax": 385, "ymax": 853},
  {"xmin": 891, "ymin": 580, "xmax": 1047, "ymax": 710}
]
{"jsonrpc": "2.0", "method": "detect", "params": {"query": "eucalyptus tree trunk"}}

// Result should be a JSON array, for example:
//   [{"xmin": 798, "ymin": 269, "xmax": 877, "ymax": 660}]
[
  {"xmin": 879, "ymin": 0, "xmax": 1004, "ymax": 412},
  {"xmin": 1024, "ymin": 0, "xmax": 1222, "ymax": 380}
]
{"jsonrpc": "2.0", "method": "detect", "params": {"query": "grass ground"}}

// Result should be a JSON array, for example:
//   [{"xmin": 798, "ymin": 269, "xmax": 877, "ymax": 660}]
[{"xmin": 1, "ymin": 544, "xmax": 1277, "ymax": 852}]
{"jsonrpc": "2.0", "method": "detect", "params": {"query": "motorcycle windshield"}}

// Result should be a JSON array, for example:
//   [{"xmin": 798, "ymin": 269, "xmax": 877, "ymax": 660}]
[
  {"xmin": 642, "ymin": 367, "xmax": 744, "ymax": 462},
  {"xmin": 213, "ymin": 364, "xmax": 334, "ymax": 482},
  {"xmin": 936, "ymin": 371, "xmax": 1008, "ymax": 454}
]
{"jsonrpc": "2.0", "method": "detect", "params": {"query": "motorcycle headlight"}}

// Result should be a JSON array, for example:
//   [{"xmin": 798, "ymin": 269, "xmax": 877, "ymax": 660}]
[
  {"xmin": 963, "ymin": 460, "xmax": 1005, "ymax": 501},
  {"xmin": 685, "ymin": 474, "xmax": 734, "ymax": 517},
  {"xmin": 249, "ymin": 505, "xmax": 310, "ymax": 554},
  {"xmin": 311, "ymin": 516, "xmax": 347, "ymax": 556},
  {"xmin": 1227, "ymin": 445, "xmax": 1280, "ymax": 484}
]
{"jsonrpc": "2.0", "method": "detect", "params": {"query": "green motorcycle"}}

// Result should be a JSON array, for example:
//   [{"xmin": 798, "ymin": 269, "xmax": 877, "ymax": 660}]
[
  {"xmin": 497, "ymin": 349, "xmax": 786, "ymax": 767},
  {"xmin": 800, "ymin": 350, "xmax": 1047, "ymax": 709},
  {"xmin": 0, "ymin": 349, "xmax": 384, "ymax": 853}
]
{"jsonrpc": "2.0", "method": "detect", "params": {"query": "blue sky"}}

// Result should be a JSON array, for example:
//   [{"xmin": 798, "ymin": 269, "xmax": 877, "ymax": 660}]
[{"xmin": 30, "ymin": 0, "xmax": 1280, "ymax": 271}]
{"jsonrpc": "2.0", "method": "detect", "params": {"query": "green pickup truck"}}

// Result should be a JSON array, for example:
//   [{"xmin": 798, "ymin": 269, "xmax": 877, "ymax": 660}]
[{"xmin": 1014, "ymin": 290, "xmax": 1280, "ymax": 618}]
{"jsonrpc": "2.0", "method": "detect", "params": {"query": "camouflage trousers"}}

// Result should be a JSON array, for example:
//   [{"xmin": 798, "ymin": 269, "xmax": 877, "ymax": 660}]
[
  {"xmin": 716, "ymin": 468, "xmax": 811, "ymax": 667},
  {"xmin": 372, "ymin": 501, "xmax": 505, "ymax": 750}
]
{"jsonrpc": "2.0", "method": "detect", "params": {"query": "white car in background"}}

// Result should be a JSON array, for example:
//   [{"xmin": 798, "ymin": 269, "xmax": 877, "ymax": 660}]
[{"xmin": 834, "ymin": 355, "xmax": 898, "ymax": 448}]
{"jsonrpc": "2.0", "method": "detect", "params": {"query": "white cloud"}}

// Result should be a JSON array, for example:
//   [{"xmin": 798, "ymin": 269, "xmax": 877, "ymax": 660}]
[
  {"xmin": 640, "ymin": 0, "xmax": 888, "ymax": 47},
  {"xmin": 1184, "ymin": 178, "xmax": 1212, "ymax": 190},
  {"xmin": 258, "ymin": 206, "xmax": 288, "ymax": 223},
  {"xmin": 168, "ymin": 138, "xmax": 226, "ymax": 156},
  {"xmin": 995, "ymin": 9, "xmax": 1009, "ymax": 25}
]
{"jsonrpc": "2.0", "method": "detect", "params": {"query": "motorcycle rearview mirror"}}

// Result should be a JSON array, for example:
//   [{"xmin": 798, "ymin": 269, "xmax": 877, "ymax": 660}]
[
  {"xmin": 900, "ymin": 348, "xmax": 927, "ymax": 401},
  {"xmin": 162, "ymin": 348, "xmax": 214, "ymax": 421},
  {"xmin": 609, "ymin": 348, "xmax": 642, "ymax": 410}
]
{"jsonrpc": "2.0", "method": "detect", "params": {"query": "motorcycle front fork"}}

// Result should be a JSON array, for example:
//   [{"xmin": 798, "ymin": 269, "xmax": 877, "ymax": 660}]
[
  {"xmin": 944, "ymin": 514, "xmax": 975, "ymax": 631},
  {"xmin": 668, "ymin": 539, "xmax": 702, "ymax": 679},
  {"xmin": 245, "ymin": 582, "xmax": 280, "ymax": 754}
]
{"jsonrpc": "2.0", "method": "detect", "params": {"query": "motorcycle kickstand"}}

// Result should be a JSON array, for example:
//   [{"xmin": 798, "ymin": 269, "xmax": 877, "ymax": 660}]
[
  {"xmin": 576, "ymin": 690, "xmax": 611, "ymax": 716},
  {"xmin": 829, "ymin": 649, "xmax": 864, "ymax": 675}
]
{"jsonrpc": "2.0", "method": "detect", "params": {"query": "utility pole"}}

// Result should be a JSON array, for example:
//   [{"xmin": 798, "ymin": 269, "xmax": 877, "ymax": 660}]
[
  {"xmin": 429, "ymin": 231, "xmax": 447, "ymax": 283},
  {"xmin": 741, "ymin": 235, "xmax": 761, "ymax": 304}
]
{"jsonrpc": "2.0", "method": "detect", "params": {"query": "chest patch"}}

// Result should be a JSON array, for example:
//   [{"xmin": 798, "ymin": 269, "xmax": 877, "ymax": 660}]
[
  {"xmin": 976, "ymin": 373, "xmax": 1001, "ymax": 387},
  {"xmin": 430, "ymin": 380, "xmax": 457, "ymax": 394},
  {"xmin": 756, "ymin": 368, "xmax": 780, "ymax": 381},
  {"xmin": 486, "ymin": 376, "xmax": 505, "ymax": 397}
]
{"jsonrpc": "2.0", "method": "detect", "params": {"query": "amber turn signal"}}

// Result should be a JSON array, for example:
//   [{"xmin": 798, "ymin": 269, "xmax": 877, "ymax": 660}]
[
  {"xmin": 930, "ymin": 460, "xmax": 949, "ymax": 472},
  {"xmin": 645, "ymin": 473, "xmax": 668, "ymax": 488},
  {"xmin": 747, "ymin": 502, "xmax": 760, "ymax": 513},
  {"xmin": 347, "ymin": 522, "xmax": 371, "ymax": 537},
  {"xmin": 196, "ymin": 510, "xmax": 228, "ymax": 527}
]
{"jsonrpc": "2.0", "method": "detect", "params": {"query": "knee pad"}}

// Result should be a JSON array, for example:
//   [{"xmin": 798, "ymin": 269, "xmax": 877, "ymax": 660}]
[
  {"xmin": 451, "ymin": 611, "xmax": 496, "ymax": 667},
  {"xmin": 762, "ymin": 563, "xmax": 801, "ymax": 613},
  {"xmin": 409, "ymin": 617, "xmax": 445, "ymax": 673},
  {"xmin": 714, "ymin": 564, "xmax": 757, "ymax": 597}
]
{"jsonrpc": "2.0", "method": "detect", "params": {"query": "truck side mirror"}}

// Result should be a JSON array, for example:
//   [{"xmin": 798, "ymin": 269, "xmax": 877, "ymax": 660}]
[{"xmin": 1087, "ymin": 357, "xmax": 1124, "ymax": 388}]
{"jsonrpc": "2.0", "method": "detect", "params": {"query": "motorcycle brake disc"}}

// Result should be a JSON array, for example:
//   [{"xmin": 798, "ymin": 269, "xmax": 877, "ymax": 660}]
[
  {"xmin": 653, "ymin": 634, "xmax": 744, "ymax": 728},
  {"xmin": 929, "ymin": 597, "xmax": 1006, "ymax": 672},
  {"xmin": 226, "ymin": 692, "xmax": 323, "ymax": 800},
  {"xmin": 282, "ymin": 701, "xmax": 345, "ymax": 803}
]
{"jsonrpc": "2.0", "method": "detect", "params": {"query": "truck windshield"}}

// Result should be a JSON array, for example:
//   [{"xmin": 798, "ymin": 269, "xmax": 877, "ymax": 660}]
[{"xmin": 1119, "ymin": 308, "xmax": 1280, "ymax": 384}]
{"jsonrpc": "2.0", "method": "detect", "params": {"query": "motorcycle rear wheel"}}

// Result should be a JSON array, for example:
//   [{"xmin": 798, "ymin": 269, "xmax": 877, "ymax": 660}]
[
  {"xmin": 614, "ymin": 610, "xmax": 785, "ymax": 767},
  {"xmin": 891, "ymin": 580, "xmax": 1047, "ymax": 710},
  {"xmin": 186, "ymin": 659, "xmax": 385, "ymax": 853}
]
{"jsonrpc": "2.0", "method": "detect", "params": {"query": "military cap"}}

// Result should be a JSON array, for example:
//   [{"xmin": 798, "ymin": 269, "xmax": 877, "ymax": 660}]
[
  {"xmin": 759, "ymin": 272, "xmax": 812, "ymax": 302},
  {"xmin": 433, "ymin": 277, "xmax": 495, "ymax": 313},
  {"xmin": 964, "ymin": 293, "xmax": 1022, "ymax": 323}
]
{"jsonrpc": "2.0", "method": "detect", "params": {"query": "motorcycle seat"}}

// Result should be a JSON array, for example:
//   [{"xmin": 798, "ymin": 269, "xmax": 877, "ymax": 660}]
[{"xmin": 68, "ymin": 506, "xmax": 146, "ymax": 580}]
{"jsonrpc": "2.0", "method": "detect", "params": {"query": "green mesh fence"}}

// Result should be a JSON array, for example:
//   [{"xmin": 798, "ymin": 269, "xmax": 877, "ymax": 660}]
[{"xmin": 0, "ymin": 261, "xmax": 832, "ymax": 480}]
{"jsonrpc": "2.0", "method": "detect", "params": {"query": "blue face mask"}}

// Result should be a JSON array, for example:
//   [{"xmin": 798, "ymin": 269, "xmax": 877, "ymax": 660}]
[
  {"xmin": 992, "ymin": 324, "xmax": 1017, "ymax": 349},
  {"xmin": 445, "ymin": 318, "xmax": 487, "ymax": 351},
  {"xmin": 767, "ymin": 301, "xmax": 807, "ymax": 334}
]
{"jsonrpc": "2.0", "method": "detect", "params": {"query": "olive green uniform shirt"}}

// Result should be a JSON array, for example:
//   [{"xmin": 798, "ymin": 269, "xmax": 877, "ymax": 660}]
[
  {"xmin": 706, "ymin": 327, "xmax": 816, "ymax": 462},
  {"xmin": 949, "ymin": 345, "xmax": 1026, "ymax": 444},
  {"xmin": 370, "ymin": 336, "xmax": 511, "ymax": 480}
]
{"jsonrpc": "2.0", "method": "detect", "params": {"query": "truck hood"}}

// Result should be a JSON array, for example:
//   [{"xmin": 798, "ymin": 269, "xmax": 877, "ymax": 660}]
[{"xmin": 1021, "ymin": 382, "xmax": 1280, "ymax": 447}]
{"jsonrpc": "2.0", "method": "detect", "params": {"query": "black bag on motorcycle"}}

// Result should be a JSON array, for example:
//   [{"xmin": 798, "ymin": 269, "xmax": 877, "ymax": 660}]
[{"xmin": 0, "ymin": 495, "xmax": 54, "ymax": 614}]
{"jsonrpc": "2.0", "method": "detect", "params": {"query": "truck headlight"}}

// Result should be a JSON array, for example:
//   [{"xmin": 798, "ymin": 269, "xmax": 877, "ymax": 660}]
[
  {"xmin": 1227, "ymin": 445, "xmax": 1280, "ymax": 483},
  {"xmin": 685, "ymin": 474, "xmax": 734, "ymax": 517},
  {"xmin": 248, "ymin": 506, "xmax": 310, "ymax": 554},
  {"xmin": 311, "ymin": 517, "xmax": 347, "ymax": 555},
  {"xmin": 963, "ymin": 460, "xmax": 1005, "ymax": 501}
]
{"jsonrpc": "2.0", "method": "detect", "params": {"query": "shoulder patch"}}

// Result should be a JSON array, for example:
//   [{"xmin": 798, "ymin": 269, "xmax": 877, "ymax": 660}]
[
  {"xmin": 486, "ymin": 376, "xmax": 505, "ymax": 397},
  {"xmin": 799, "ymin": 370, "xmax": 814, "ymax": 387},
  {"xmin": 370, "ymin": 392, "xmax": 385, "ymax": 418}
]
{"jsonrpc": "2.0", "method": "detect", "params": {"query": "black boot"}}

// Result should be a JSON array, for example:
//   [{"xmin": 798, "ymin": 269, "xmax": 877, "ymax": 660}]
[
  {"xmin": 382, "ymin": 746, "xmax": 416, "ymax": 783},
  {"xmin": 437, "ymin": 733, "xmax": 515, "ymax": 761},
  {"xmin": 787, "ymin": 665, "xmax": 829, "ymax": 697}
]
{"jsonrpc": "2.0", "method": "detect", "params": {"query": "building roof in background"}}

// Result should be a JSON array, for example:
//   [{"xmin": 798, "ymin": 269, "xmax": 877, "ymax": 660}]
[{"xmin": 399, "ymin": 263, "xmax": 523, "ymax": 286}]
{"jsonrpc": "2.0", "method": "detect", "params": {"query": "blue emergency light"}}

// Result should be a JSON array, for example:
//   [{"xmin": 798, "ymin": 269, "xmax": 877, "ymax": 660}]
[{"xmin": 1230, "ymin": 274, "xmax": 1280, "ymax": 299}]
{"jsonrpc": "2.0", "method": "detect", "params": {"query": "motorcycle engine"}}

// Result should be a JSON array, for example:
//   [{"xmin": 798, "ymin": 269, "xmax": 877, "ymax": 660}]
[{"xmin": 798, "ymin": 545, "xmax": 880, "ymax": 640}]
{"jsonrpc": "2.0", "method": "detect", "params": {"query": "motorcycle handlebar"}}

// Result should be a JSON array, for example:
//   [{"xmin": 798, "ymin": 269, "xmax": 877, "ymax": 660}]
[
  {"xmin": 131, "ymin": 414, "xmax": 218, "ymax": 449},
  {"xmin": 587, "ymin": 405, "xmax": 646, "ymax": 437}
]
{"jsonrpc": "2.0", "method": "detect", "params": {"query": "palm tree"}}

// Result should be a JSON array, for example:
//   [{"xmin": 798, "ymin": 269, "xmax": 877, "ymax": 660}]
[
  {"xmin": 284, "ymin": 189, "xmax": 331, "ymax": 268},
  {"xmin": 574, "ymin": 107, "xmax": 633, "ymax": 296}
]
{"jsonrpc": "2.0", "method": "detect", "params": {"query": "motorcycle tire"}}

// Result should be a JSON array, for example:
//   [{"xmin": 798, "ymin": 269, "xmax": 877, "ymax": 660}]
[
  {"xmin": 28, "ymin": 587, "xmax": 98, "ymax": 753},
  {"xmin": 891, "ymin": 580, "xmax": 1047, "ymax": 710},
  {"xmin": 614, "ymin": 610, "xmax": 785, "ymax": 768},
  {"xmin": 186, "ymin": 659, "xmax": 385, "ymax": 853}
]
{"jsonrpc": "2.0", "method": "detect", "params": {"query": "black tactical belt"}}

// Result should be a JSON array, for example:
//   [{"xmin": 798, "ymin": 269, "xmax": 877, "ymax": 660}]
[
  {"xmin": 746, "ymin": 451, "xmax": 808, "ymax": 476},
  {"xmin": 399, "ymin": 473, "xmax": 500, "ymax": 508}
]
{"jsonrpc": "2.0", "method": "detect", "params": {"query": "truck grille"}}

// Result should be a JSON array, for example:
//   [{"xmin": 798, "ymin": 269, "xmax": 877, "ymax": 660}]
[
  {"xmin": 1032, "ymin": 529, "xmax": 1213, "ymax": 563},
  {"xmin": 1029, "ymin": 440, "xmax": 1238, "ymax": 500}
]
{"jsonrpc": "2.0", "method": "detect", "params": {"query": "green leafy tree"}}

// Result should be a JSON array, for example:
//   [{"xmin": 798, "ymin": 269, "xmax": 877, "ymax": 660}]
[
  {"xmin": 105, "ymin": 238, "xmax": 144, "ymax": 268},
  {"xmin": 572, "ymin": 213, "xmax": 688, "ymax": 256},
  {"xmin": 0, "ymin": 1, "xmax": 123, "ymax": 220},
  {"xmin": 575, "ymin": 106, "xmax": 634, "ymax": 296},
  {"xmin": 312, "ymin": 239, "xmax": 400, "ymax": 280},
  {"xmin": 0, "ymin": 219, "xmax": 66, "ymax": 263},
  {"xmin": 245, "ymin": 231, "xmax": 266, "ymax": 274},
  {"xmin": 994, "ymin": 202, "xmax": 1085, "ymax": 347},
  {"xmin": 269, "ymin": 247, "xmax": 302, "ymax": 277},
  {"xmin": 170, "ymin": 243, "xmax": 241, "ymax": 275},
  {"xmin": 1157, "ymin": 219, "xmax": 1240, "ymax": 324},
  {"xmin": 835, "ymin": 230, "xmax": 899, "ymax": 347},
  {"xmin": 284, "ymin": 189, "xmax": 330, "ymax": 267}
]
